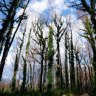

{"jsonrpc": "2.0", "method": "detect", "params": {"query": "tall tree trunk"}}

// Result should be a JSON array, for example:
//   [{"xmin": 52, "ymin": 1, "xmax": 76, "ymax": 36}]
[
  {"xmin": 75, "ymin": 50, "xmax": 83, "ymax": 92},
  {"xmin": 43, "ymin": 54, "xmax": 47, "ymax": 88},
  {"xmin": 11, "ymin": 24, "xmax": 26, "ymax": 91},
  {"xmin": 47, "ymin": 59, "xmax": 53, "ymax": 89},
  {"xmin": 21, "ymin": 57, "xmax": 27, "ymax": 92},
  {"xmin": 89, "ymin": 65, "xmax": 93, "ymax": 92},
  {"xmin": 0, "ymin": 12, "xmax": 15, "ymax": 80},
  {"xmin": 70, "ymin": 30, "xmax": 75, "ymax": 90},
  {"xmin": 29, "ymin": 63, "xmax": 32, "ymax": 89},
  {"xmin": 92, "ymin": 50, "xmax": 96, "ymax": 93},
  {"xmin": 64, "ymin": 32, "xmax": 69, "ymax": 89},
  {"xmin": 47, "ymin": 27, "xmax": 54, "ymax": 89},
  {"xmin": 84, "ymin": 65, "xmax": 88, "ymax": 92},
  {"xmin": 32, "ymin": 59, "xmax": 35, "ymax": 90},
  {"xmin": 56, "ymin": 38, "xmax": 63, "ymax": 88},
  {"xmin": 21, "ymin": 23, "xmax": 31, "ymax": 92},
  {"xmin": 39, "ymin": 50, "xmax": 44, "ymax": 92},
  {"xmin": 11, "ymin": 52, "xmax": 18, "ymax": 92}
]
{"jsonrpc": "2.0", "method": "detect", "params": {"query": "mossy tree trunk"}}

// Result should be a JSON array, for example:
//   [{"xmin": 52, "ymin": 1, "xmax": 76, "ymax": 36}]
[
  {"xmin": 11, "ymin": 24, "xmax": 26, "ymax": 91},
  {"xmin": 0, "ymin": 0, "xmax": 29, "ymax": 81},
  {"xmin": 72, "ymin": 0, "xmax": 96, "ymax": 93},
  {"xmin": 47, "ymin": 27, "xmax": 54, "ymax": 89}
]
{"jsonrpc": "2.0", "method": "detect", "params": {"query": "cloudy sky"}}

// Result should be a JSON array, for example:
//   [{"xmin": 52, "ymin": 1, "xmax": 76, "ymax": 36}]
[
  {"xmin": 30, "ymin": 0, "xmax": 70, "ymax": 14},
  {"xmin": 2, "ymin": 0, "xmax": 86, "ymax": 80}
]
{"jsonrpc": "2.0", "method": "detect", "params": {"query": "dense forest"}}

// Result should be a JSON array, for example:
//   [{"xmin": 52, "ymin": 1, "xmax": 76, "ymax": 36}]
[{"xmin": 0, "ymin": 0, "xmax": 96, "ymax": 96}]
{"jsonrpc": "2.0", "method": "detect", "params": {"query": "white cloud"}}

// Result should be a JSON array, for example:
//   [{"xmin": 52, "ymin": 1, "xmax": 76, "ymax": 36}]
[
  {"xmin": 28, "ymin": 0, "xmax": 48, "ymax": 13},
  {"xmin": 26, "ymin": 0, "xmax": 69, "ymax": 16},
  {"xmin": 6, "ymin": 53, "xmax": 13, "ymax": 66},
  {"xmin": 54, "ymin": 0, "xmax": 68, "ymax": 10},
  {"xmin": 0, "ymin": 53, "xmax": 13, "ymax": 67},
  {"xmin": 51, "ymin": 0, "xmax": 68, "ymax": 15}
]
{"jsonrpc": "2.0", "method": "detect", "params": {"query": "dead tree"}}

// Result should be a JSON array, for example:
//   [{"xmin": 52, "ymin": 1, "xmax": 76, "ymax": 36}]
[
  {"xmin": 53, "ymin": 15, "xmax": 67, "ymax": 88},
  {"xmin": 32, "ymin": 20, "xmax": 47, "ymax": 92}
]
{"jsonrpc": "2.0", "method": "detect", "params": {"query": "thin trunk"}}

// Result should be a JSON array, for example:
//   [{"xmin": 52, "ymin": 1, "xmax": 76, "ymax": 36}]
[
  {"xmin": 30, "ymin": 63, "xmax": 32, "ymax": 89},
  {"xmin": 11, "ymin": 52, "xmax": 18, "ymax": 92},
  {"xmin": 21, "ymin": 57, "xmax": 27, "ymax": 92},
  {"xmin": 65, "ymin": 32, "xmax": 69, "ymax": 89},
  {"xmin": 70, "ymin": 30, "xmax": 75, "ymax": 90},
  {"xmin": 32, "ymin": 59, "xmax": 35, "ymax": 90},
  {"xmin": 56, "ymin": 39, "xmax": 63, "ymax": 88},
  {"xmin": 75, "ymin": 50, "xmax": 82, "ymax": 92},
  {"xmin": 84, "ymin": 65, "xmax": 87, "ymax": 92},
  {"xmin": 43, "ymin": 55, "xmax": 47, "ymax": 88},
  {"xmin": 11, "ymin": 24, "xmax": 26, "ymax": 91},
  {"xmin": 92, "ymin": 50, "xmax": 96, "ymax": 93},
  {"xmin": 39, "ymin": 50, "xmax": 44, "ymax": 92}
]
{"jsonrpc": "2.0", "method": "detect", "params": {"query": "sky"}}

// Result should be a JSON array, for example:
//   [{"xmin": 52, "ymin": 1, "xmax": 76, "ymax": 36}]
[
  {"xmin": 28, "ymin": 0, "xmax": 72, "ymax": 16},
  {"xmin": 1, "ymin": 0, "xmax": 87, "ymax": 80}
]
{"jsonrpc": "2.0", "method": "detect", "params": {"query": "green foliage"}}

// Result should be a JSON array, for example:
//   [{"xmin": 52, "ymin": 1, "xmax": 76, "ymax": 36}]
[
  {"xmin": 0, "ymin": 88, "xmax": 87, "ymax": 96},
  {"xmin": 79, "ymin": 17, "xmax": 95, "ymax": 45},
  {"xmin": 11, "ymin": 51, "xmax": 19, "ymax": 92},
  {"xmin": 0, "ymin": 89, "xmax": 65, "ymax": 96},
  {"xmin": 48, "ymin": 26, "xmax": 54, "ymax": 59},
  {"xmin": 0, "ymin": 90, "xmax": 41, "ymax": 96},
  {"xmin": 26, "ymin": 31, "xmax": 31, "ymax": 54},
  {"xmin": 21, "ymin": 29, "xmax": 31, "ymax": 92},
  {"xmin": 47, "ymin": 69, "xmax": 53, "ymax": 88},
  {"xmin": 47, "ymin": 26, "xmax": 54, "ymax": 89}
]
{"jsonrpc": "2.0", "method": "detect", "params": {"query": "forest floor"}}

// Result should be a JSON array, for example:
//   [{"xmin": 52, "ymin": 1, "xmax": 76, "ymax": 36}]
[
  {"xmin": 0, "ymin": 88, "xmax": 91, "ymax": 96},
  {"xmin": 0, "ymin": 90, "xmax": 90, "ymax": 96},
  {"xmin": 0, "ymin": 93, "xmax": 90, "ymax": 96}
]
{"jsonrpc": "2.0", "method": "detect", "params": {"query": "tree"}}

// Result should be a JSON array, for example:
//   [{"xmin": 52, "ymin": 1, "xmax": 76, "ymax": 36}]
[
  {"xmin": 0, "ymin": 0, "xmax": 29, "ymax": 81},
  {"xmin": 21, "ymin": 24, "xmax": 31, "ymax": 92},
  {"xmin": 71, "ymin": 0, "xmax": 96, "ymax": 93},
  {"xmin": 53, "ymin": 15, "xmax": 67, "ymax": 88},
  {"xmin": 69, "ymin": 25, "xmax": 75, "ymax": 90},
  {"xmin": 81, "ymin": 17, "xmax": 96, "ymax": 92},
  {"xmin": 74, "ymin": 46, "xmax": 83, "ymax": 92},
  {"xmin": 32, "ymin": 20, "xmax": 47, "ymax": 92},
  {"xmin": 43, "ymin": 45, "xmax": 47, "ymax": 89},
  {"xmin": 11, "ymin": 22, "xmax": 26, "ymax": 92},
  {"xmin": 47, "ymin": 26, "xmax": 54, "ymax": 89},
  {"xmin": 21, "ymin": 56, "xmax": 27, "ymax": 92},
  {"xmin": 64, "ymin": 31, "xmax": 69, "ymax": 89}
]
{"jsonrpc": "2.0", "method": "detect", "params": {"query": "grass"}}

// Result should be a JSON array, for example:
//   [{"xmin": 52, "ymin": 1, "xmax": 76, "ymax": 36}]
[
  {"xmin": 0, "ymin": 91, "xmax": 41, "ymax": 96},
  {"xmin": 0, "ymin": 89, "xmax": 67, "ymax": 96},
  {"xmin": 0, "ymin": 88, "xmax": 90, "ymax": 96}
]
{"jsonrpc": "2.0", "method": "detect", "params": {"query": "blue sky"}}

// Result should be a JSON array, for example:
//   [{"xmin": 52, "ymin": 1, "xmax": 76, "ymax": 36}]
[{"xmin": 0, "ymin": 0, "xmax": 87, "ymax": 80}]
